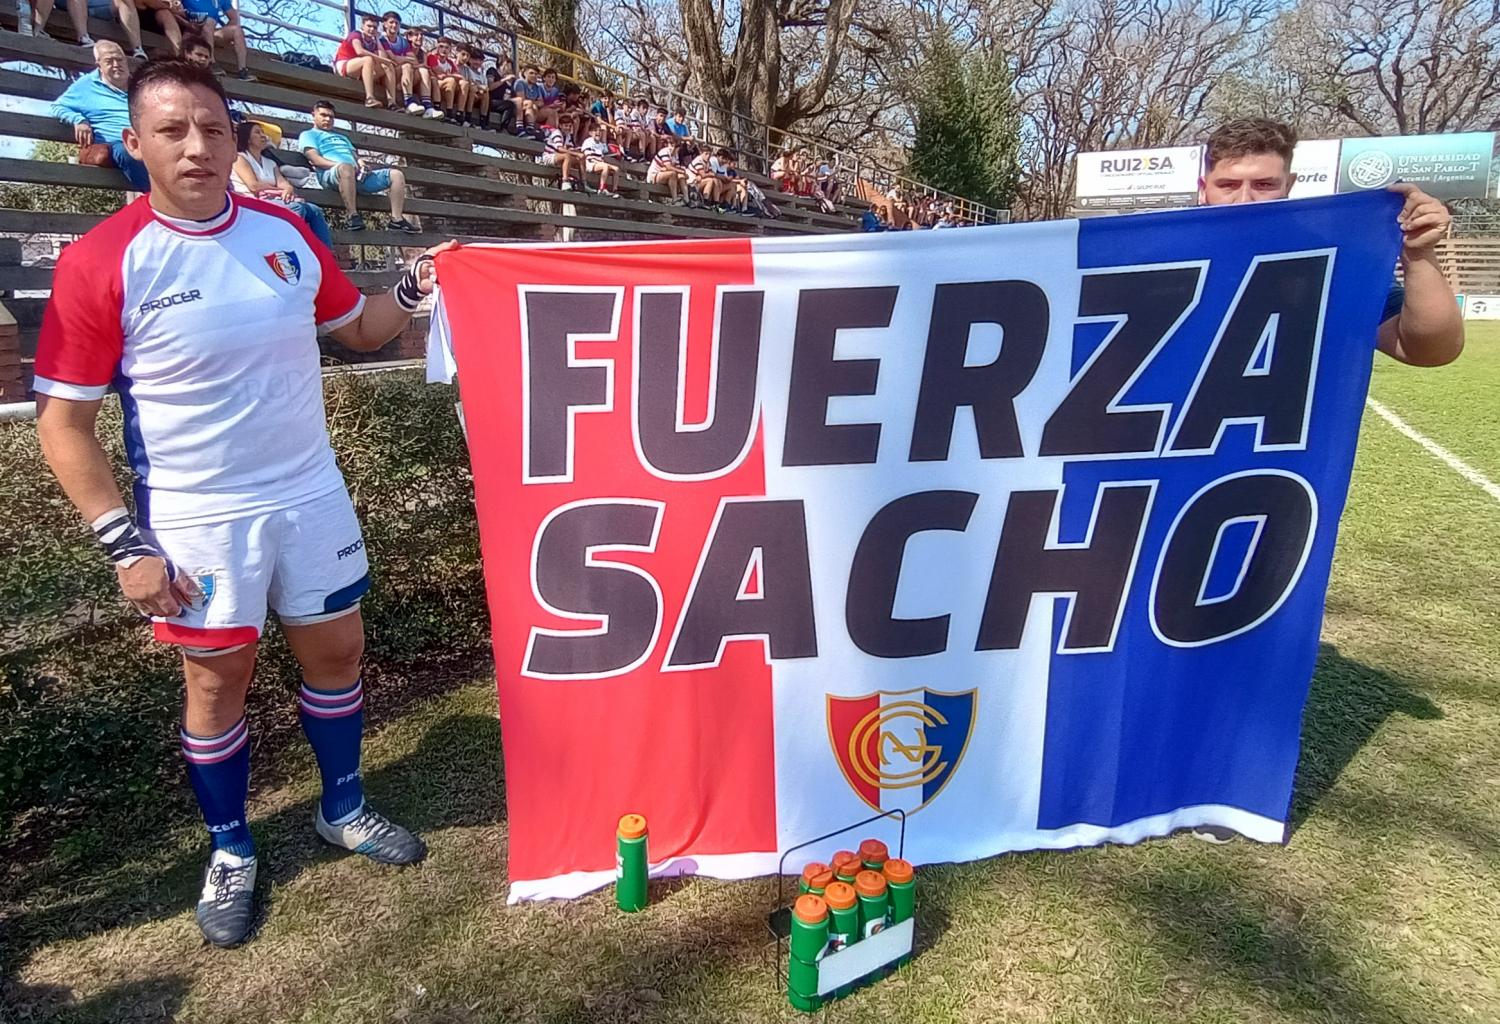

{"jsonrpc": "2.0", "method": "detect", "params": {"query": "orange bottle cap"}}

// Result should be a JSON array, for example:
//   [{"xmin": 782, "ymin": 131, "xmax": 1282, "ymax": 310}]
[
  {"xmin": 858, "ymin": 838, "xmax": 889, "ymax": 863},
  {"xmin": 793, "ymin": 893, "xmax": 828, "ymax": 924},
  {"xmin": 831, "ymin": 849, "xmax": 855, "ymax": 866},
  {"xmin": 617, "ymin": 813, "xmax": 647, "ymax": 839},
  {"xmin": 882, "ymin": 858, "xmax": 914, "ymax": 884},
  {"xmin": 823, "ymin": 880, "xmax": 857, "ymax": 910},
  {"xmin": 800, "ymin": 861, "xmax": 833, "ymax": 887},
  {"xmin": 855, "ymin": 869, "xmax": 887, "ymax": 897},
  {"xmin": 833, "ymin": 851, "xmax": 861, "ymax": 872}
]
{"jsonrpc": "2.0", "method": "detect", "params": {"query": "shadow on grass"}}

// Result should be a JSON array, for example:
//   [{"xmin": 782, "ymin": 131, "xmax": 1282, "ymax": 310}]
[
  {"xmin": 1, "ymin": 711, "xmax": 503, "ymax": 1016},
  {"xmin": 1118, "ymin": 862, "xmax": 1430, "ymax": 1024},
  {"xmin": 1, "ymin": 974, "xmax": 192, "ymax": 1024},
  {"xmin": 1290, "ymin": 642, "xmax": 1441, "ymax": 832}
]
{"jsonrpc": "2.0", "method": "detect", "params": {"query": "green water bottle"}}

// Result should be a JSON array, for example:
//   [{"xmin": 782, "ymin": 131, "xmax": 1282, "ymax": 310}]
[
  {"xmin": 787, "ymin": 894, "xmax": 828, "ymax": 1012},
  {"xmin": 883, "ymin": 858, "xmax": 914, "ymax": 924},
  {"xmin": 615, "ymin": 813, "xmax": 648, "ymax": 912},
  {"xmin": 855, "ymin": 870, "xmax": 890, "ymax": 938},
  {"xmin": 799, "ymin": 862, "xmax": 833, "ymax": 896},
  {"xmin": 858, "ymin": 837, "xmax": 889, "ymax": 872},
  {"xmin": 824, "ymin": 880, "xmax": 859, "ymax": 951}
]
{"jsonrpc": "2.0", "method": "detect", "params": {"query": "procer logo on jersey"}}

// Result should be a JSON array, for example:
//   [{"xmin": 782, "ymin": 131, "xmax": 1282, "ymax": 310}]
[
  {"xmin": 138, "ymin": 289, "xmax": 203, "ymax": 315},
  {"xmin": 264, "ymin": 250, "xmax": 302, "ymax": 285},
  {"xmin": 826, "ymin": 689, "xmax": 977, "ymax": 814},
  {"xmin": 336, "ymin": 538, "xmax": 365, "ymax": 560}
]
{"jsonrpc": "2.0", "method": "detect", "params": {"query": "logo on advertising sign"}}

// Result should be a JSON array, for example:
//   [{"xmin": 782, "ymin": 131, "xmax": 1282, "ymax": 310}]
[
  {"xmin": 1338, "ymin": 132, "xmax": 1495, "ymax": 201},
  {"xmin": 826, "ymin": 689, "xmax": 976, "ymax": 814}
]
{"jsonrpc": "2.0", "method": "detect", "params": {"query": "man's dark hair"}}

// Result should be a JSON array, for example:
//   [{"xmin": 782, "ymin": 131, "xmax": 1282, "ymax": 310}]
[
  {"xmin": 522, "ymin": 63, "xmax": 538, "ymax": 74},
  {"xmin": 359, "ymin": 12, "xmax": 377, "ymax": 24},
  {"xmin": 312, "ymin": 99, "xmax": 336, "ymax": 114},
  {"xmin": 541, "ymin": 66, "xmax": 557, "ymax": 77},
  {"xmin": 126, "ymin": 58, "xmax": 228, "ymax": 124},
  {"xmin": 1205, "ymin": 117, "xmax": 1297, "ymax": 172},
  {"xmin": 182, "ymin": 35, "xmax": 211, "ymax": 56},
  {"xmin": 715, "ymin": 147, "xmax": 731, "ymax": 159},
  {"xmin": 673, "ymin": 108, "xmax": 685, "ymax": 117},
  {"xmin": 380, "ymin": 9, "xmax": 399, "ymax": 20}
]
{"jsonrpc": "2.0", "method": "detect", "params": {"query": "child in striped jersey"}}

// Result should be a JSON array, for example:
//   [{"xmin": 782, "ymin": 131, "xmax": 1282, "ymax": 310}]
[
  {"xmin": 542, "ymin": 114, "xmax": 585, "ymax": 190},
  {"xmin": 647, "ymin": 141, "xmax": 688, "ymax": 204},
  {"xmin": 581, "ymin": 123, "xmax": 621, "ymax": 196}
]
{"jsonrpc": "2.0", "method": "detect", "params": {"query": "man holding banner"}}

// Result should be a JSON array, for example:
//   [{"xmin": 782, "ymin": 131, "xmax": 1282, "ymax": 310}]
[{"xmin": 1200, "ymin": 117, "xmax": 1464, "ymax": 368}]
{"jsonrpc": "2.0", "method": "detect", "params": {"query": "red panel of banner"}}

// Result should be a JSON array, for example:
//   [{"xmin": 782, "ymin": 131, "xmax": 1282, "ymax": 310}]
[{"xmin": 436, "ymin": 240, "xmax": 778, "ymax": 889}]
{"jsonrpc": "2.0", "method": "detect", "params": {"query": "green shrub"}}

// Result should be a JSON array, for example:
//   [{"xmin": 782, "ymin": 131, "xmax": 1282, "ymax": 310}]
[{"xmin": 0, "ymin": 371, "xmax": 489, "ymax": 847}]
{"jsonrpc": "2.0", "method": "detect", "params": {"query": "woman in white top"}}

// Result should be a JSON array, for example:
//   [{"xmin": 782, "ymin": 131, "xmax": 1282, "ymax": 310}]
[{"xmin": 233, "ymin": 120, "xmax": 335, "ymax": 248}]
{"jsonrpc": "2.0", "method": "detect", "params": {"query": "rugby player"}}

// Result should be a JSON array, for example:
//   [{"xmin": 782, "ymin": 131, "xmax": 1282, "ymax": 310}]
[
  {"xmin": 33, "ymin": 59, "xmax": 453, "ymax": 947},
  {"xmin": 1200, "ymin": 117, "xmax": 1464, "ymax": 368}
]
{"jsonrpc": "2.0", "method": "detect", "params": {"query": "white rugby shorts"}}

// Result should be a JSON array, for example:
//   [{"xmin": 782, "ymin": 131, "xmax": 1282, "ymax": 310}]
[{"xmin": 145, "ymin": 486, "xmax": 371, "ymax": 652}]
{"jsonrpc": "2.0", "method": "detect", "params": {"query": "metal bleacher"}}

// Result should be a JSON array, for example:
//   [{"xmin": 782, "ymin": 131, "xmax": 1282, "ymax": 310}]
[{"xmin": 0, "ymin": 12, "xmax": 869, "ymax": 388}]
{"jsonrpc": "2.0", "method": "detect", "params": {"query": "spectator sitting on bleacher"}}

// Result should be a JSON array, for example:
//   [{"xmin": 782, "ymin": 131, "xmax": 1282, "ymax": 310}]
[
  {"xmin": 686, "ymin": 146, "xmax": 722, "ymax": 208},
  {"xmin": 512, "ymin": 65, "xmax": 546, "ymax": 128},
  {"xmin": 648, "ymin": 107, "xmax": 673, "ymax": 150},
  {"xmin": 181, "ymin": 0, "xmax": 252, "ymax": 80},
  {"xmin": 377, "ymin": 13, "xmax": 439, "ymax": 118},
  {"xmin": 541, "ymin": 114, "xmax": 586, "ymax": 191},
  {"xmin": 232, "ymin": 120, "xmax": 333, "ymax": 247},
  {"xmin": 132, "ymin": 0, "xmax": 189, "ymax": 59},
  {"xmin": 580, "ymin": 123, "xmax": 621, "ymax": 197},
  {"xmin": 589, "ymin": 89, "xmax": 612, "ymax": 130},
  {"xmin": 298, "ymin": 100, "xmax": 417, "ymax": 232},
  {"xmin": 860, "ymin": 203, "xmax": 883, "ymax": 232},
  {"xmin": 484, "ymin": 66, "xmax": 518, "ymax": 134},
  {"xmin": 333, "ymin": 13, "xmax": 397, "ymax": 109},
  {"xmin": 667, "ymin": 107, "xmax": 691, "ymax": 139},
  {"xmin": 560, "ymin": 83, "xmax": 592, "ymax": 138},
  {"xmin": 711, "ymin": 148, "xmax": 751, "ymax": 215},
  {"xmin": 458, "ymin": 44, "xmax": 490, "ymax": 128},
  {"xmin": 51, "ymin": 40, "xmax": 150, "ymax": 191},
  {"xmin": 424, "ymin": 38, "xmax": 468, "ymax": 124},
  {"xmin": 536, "ymin": 68, "xmax": 563, "ymax": 127},
  {"xmin": 28, "ymin": 0, "xmax": 150, "ymax": 57},
  {"xmin": 647, "ymin": 140, "xmax": 687, "ymax": 204}
]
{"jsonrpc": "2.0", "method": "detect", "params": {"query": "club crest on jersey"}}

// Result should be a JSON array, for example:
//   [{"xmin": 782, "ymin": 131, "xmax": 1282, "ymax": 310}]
[
  {"xmin": 264, "ymin": 250, "xmax": 302, "ymax": 285},
  {"xmin": 826, "ymin": 688, "xmax": 976, "ymax": 814}
]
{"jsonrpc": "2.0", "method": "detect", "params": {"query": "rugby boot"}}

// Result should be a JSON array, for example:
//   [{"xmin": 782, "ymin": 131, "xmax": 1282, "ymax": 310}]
[
  {"xmin": 315, "ymin": 804, "xmax": 427, "ymax": 865},
  {"xmin": 195, "ymin": 849, "xmax": 257, "ymax": 947}
]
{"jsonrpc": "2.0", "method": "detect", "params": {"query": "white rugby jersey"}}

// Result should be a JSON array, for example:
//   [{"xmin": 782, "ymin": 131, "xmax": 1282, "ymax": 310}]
[{"xmin": 34, "ymin": 194, "xmax": 365, "ymax": 528}]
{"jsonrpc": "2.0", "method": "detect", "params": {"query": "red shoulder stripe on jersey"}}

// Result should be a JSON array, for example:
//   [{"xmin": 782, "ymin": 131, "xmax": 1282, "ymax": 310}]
[{"xmin": 33, "ymin": 197, "xmax": 154, "ymax": 390}]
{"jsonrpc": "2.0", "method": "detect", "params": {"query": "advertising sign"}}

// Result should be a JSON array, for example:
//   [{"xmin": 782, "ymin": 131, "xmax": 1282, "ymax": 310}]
[
  {"xmin": 1075, "ymin": 145, "xmax": 1203, "ymax": 210},
  {"xmin": 1338, "ymin": 132, "xmax": 1494, "ymax": 200},
  {"xmin": 1290, "ymin": 139, "xmax": 1340, "ymax": 199},
  {"xmin": 1463, "ymin": 294, "xmax": 1500, "ymax": 319}
]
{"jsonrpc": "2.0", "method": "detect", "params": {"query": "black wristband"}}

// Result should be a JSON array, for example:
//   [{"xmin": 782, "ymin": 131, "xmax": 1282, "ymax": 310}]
[{"xmin": 393, "ymin": 253, "xmax": 434, "ymax": 313}]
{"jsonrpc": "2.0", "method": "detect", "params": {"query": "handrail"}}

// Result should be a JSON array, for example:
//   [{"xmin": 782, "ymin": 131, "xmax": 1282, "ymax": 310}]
[{"xmin": 335, "ymin": 0, "xmax": 996, "ymax": 223}]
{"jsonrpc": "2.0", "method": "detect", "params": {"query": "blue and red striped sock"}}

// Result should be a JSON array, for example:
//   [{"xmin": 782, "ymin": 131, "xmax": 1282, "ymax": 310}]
[
  {"xmin": 181, "ymin": 717, "xmax": 255, "ymax": 858},
  {"xmin": 298, "ymin": 679, "xmax": 366, "ymax": 824}
]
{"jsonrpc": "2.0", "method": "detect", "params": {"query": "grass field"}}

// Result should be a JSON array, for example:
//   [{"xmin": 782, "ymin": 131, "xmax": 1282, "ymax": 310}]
[{"xmin": 3, "ymin": 329, "xmax": 1498, "ymax": 1024}]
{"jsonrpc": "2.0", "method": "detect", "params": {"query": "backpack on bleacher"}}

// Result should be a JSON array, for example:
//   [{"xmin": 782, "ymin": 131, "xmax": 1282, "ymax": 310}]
[{"xmin": 282, "ymin": 51, "xmax": 332, "ymax": 73}]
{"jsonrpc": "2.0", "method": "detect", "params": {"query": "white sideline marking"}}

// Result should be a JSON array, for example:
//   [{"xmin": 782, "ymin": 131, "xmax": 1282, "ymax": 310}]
[{"xmin": 1366, "ymin": 397, "xmax": 1500, "ymax": 505}]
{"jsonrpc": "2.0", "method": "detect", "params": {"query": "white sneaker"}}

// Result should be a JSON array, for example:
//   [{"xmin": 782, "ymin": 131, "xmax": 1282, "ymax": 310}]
[
  {"xmin": 195, "ymin": 849, "xmax": 257, "ymax": 947},
  {"xmin": 78, "ymin": 33, "xmax": 94, "ymax": 45},
  {"xmin": 560, "ymin": 181, "xmax": 574, "ymax": 191},
  {"xmin": 423, "ymin": 106, "xmax": 444, "ymax": 119},
  {"xmin": 405, "ymin": 100, "xmax": 425, "ymax": 115}
]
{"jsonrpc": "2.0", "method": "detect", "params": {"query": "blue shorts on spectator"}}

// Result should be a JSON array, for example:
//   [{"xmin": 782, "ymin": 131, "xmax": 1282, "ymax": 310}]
[{"xmin": 319, "ymin": 166, "xmax": 393, "ymax": 193}]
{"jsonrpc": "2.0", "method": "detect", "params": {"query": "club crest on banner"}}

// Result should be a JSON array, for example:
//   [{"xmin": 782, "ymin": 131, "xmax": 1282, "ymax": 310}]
[
  {"xmin": 826, "ymin": 688, "xmax": 977, "ymax": 814},
  {"xmin": 264, "ymin": 250, "xmax": 302, "ymax": 285}
]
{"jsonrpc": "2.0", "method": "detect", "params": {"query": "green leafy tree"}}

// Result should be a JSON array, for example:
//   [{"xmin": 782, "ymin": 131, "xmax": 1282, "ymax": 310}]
[
  {"xmin": 907, "ymin": 34, "xmax": 1021, "ymax": 211},
  {"xmin": 0, "ymin": 141, "xmax": 124, "ymax": 216}
]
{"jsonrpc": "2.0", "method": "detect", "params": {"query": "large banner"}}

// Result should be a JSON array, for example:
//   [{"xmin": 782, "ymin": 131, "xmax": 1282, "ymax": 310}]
[{"xmin": 430, "ymin": 192, "xmax": 1403, "ymax": 901}]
